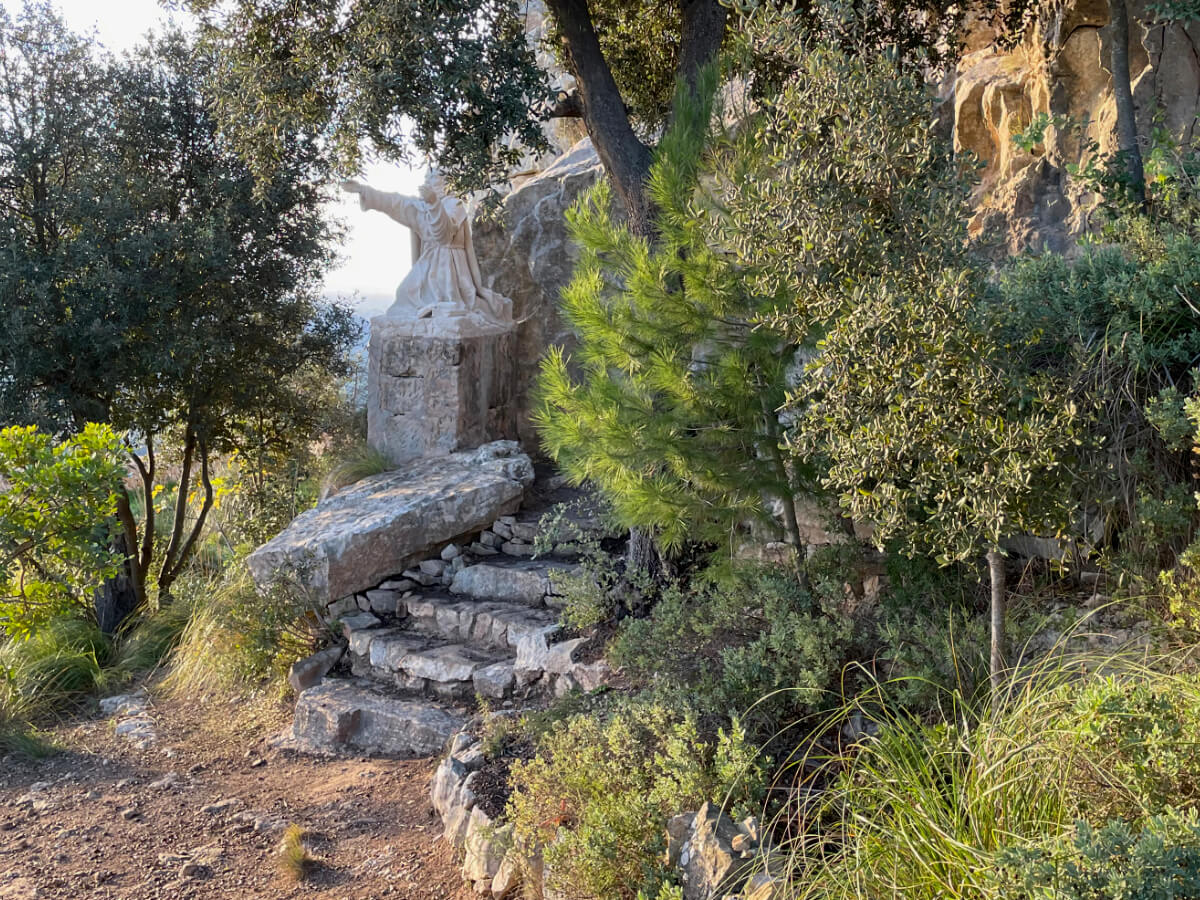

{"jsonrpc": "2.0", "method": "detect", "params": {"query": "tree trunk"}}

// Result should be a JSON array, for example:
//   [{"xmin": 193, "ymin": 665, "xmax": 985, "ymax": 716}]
[
  {"xmin": 94, "ymin": 528, "xmax": 141, "ymax": 636},
  {"xmin": 677, "ymin": 0, "xmax": 729, "ymax": 96},
  {"xmin": 627, "ymin": 527, "xmax": 663, "ymax": 583},
  {"xmin": 761, "ymin": 394, "xmax": 804, "ymax": 551},
  {"xmin": 1107, "ymin": 0, "xmax": 1145, "ymax": 206},
  {"xmin": 545, "ymin": 0, "xmax": 655, "ymax": 234},
  {"xmin": 987, "ymin": 548, "xmax": 1007, "ymax": 697}
]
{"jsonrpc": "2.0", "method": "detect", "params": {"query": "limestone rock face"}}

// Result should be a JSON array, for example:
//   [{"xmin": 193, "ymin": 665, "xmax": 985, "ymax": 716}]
[
  {"xmin": 247, "ymin": 442, "xmax": 534, "ymax": 603},
  {"xmin": 951, "ymin": 0, "xmax": 1200, "ymax": 256},
  {"xmin": 472, "ymin": 139, "xmax": 605, "ymax": 447}
]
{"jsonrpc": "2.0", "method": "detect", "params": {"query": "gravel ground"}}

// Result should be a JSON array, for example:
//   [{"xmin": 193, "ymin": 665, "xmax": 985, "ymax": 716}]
[{"xmin": 0, "ymin": 694, "xmax": 472, "ymax": 900}]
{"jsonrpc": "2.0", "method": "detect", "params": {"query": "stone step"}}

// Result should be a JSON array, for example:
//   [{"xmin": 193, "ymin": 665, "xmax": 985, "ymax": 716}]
[
  {"xmin": 289, "ymin": 679, "xmax": 464, "ymax": 757},
  {"xmin": 403, "ymin": 593, "xmax": 558, "ymax": 650},
  {"xmin": 449, "ymin": 559, "xmax": 581, "ymax": 607},
  {"xmin": 352, "ymin": 630, "xmax": 516, "ymax": 701}
]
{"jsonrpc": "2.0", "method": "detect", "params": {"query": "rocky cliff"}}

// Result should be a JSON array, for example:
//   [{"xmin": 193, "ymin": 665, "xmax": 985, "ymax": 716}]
[
  {"xmin": 953, "ymin": 0, "xmax": 1200, "ymax": 255},
  {"xmin": 473, "ymin": 139, "xmax": 603, "ymax": 449}
]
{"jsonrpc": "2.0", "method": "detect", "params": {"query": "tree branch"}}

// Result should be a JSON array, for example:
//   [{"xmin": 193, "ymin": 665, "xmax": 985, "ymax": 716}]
[
  {"xmin": 162, "ymin": 436, "xmax": 214, "ymax": 591},
  {"xmin": 158, "ymin": 426, "xmax": 195, "ymax": 589},
  {"xmin": 127, "ymin": 433, "xmax": 156, "ymax": 576},
  {"xmin": 114, "ymin": 490, "xmax": 146, "ymax": 608}
]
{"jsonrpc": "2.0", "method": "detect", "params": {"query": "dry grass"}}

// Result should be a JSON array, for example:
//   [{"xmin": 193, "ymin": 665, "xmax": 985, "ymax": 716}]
[{"xmin": 276, "ymin": 824, "xmax": 315, "ymax": 881}]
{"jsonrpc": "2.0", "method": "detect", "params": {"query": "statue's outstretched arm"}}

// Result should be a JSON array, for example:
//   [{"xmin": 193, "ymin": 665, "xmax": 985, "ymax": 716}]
[{"xmin": 342, "ymin": 181, "xmax": 421, "ymax": 230}]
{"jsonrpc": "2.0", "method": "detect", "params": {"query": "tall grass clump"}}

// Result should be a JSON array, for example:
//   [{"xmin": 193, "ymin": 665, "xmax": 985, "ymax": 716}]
[
  {"xmin": 319, "ymin": 443, "xmax": 393, "ymax": 499},
  {"xmin": 164, "ymin": 563, "xmax": 328, "ymax": 700},
  {"xmin": 0, "ymin": 600, "xmax": 194, "ymax": 752},
  {"xmin": 276, "ymin": 824, "xmax": 316, "ymax": 881},
  {"xmin": 776, "ymin": 650, "xmax": 1200, "ymax": 900}
]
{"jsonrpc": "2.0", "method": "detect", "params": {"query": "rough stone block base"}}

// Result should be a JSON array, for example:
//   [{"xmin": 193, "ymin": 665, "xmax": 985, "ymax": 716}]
[{"xmin": 368, "ymin": 316, "xmax": 518, "ymax": 464}]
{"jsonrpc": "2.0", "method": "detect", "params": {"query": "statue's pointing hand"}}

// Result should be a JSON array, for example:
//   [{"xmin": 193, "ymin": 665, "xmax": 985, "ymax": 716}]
[{"xmin": 340, "ymin": 179, "xmax": 364, "ymax": 195}]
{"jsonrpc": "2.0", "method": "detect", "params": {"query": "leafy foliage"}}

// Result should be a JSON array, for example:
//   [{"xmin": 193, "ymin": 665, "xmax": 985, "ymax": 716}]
[
  {"xmin": 506, "ymin": 700, "xmax": 766, "ymax": 900},
  {"xmin": 0, "ymin": 7, "xmax": 360, "ymax": 603},
  {"xmin": 798, "ymin": 269, "xmax": 1082, "ymax": 567},
  {"xmin": 0, "ymin": 425, "xmax": 127, "ymax": 638},
  {"xmin": 998, "ymin": 813, "xmax": 1200, "ymax": 900},
  {"xmin": 714, "ymin": 31, "xmax": 977, "ymax": 343},
  {"xmin": 182, "ymin": 0, "xmax": 552, "ymax": 192},
  {"xmin": 996, "ymin": 209, "xmax": 1200, "ymax": 574},
  {"xmin": 608, "ymin": 562, "xmax": 854, "ymax": 735},
  {"xmin": 1072, "ymin": 676, "xmax": 1200, "ymax": 817}
]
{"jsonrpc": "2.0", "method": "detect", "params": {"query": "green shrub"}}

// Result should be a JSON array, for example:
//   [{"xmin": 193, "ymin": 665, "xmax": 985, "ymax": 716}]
[
  {"xmin": 608, "ymin": 562, "xmax": 854, "ymax": 737},
  {"xmin": 1072, "ymin": 676, "xmax": 1200, "ymax": 817},
  {"xmin": 506, "ymin": 700, "xmax": 766, "ymax": 900},
  {"xmin": 872, "ymin": 555, "xmax": 991, "ymax": 710},
  {"xmin": 0, "ymin": 423, "xmax": 127, "ymax": 638},
  {"xmin": 996, "ymin": 214, "xmax": 1200, "ymax": 576},
  {"xmin": 533, "ymin": 502, "xmax": 629, "ymax": 632},
  {"xmin": 997, "ymin": 812, "xmax": 1200, "ymax": 899}
]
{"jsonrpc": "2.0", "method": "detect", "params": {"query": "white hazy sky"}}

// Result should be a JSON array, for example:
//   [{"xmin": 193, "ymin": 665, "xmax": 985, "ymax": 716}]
[{"xmin": 3, "ymin": 0, "xmax": 421, "ymax": 317}]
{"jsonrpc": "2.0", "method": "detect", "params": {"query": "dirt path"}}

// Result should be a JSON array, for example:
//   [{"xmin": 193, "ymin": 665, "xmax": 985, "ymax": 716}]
[{"xmin": 0, "ymin": 696, "xmax": 472, "ymax": 900}]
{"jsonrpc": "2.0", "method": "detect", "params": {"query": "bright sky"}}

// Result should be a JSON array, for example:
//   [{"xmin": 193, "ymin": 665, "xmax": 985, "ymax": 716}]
[{"xmin": 2, "ymin": 0, "xmax": 421, "ymax": 318}]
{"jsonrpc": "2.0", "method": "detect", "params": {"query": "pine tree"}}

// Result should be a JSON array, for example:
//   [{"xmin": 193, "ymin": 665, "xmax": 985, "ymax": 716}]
[{"xmin": 535, "ymin": 66, "xmax": 808, "ymax": 555}]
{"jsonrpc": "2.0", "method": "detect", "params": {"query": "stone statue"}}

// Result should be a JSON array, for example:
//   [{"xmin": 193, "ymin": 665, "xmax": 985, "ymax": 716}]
[{"xmin": 341, "ymin": 170, "xmax": 512, "ymax": 327}]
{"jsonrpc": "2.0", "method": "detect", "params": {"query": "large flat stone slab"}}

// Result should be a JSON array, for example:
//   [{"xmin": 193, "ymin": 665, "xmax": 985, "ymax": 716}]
[
  {"xmin": 247, "ymin": 442, "xmax": 533, "ymax": 603},
  {"xmin": 290, "ymin": 680, "xmax": 463, "ymax": 757}
]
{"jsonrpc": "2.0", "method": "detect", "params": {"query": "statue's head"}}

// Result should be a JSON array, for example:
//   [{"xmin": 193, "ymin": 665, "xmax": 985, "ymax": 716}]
[{"xmin": 419, "ymin": 168, "xmax": 448, "ymax": 203}]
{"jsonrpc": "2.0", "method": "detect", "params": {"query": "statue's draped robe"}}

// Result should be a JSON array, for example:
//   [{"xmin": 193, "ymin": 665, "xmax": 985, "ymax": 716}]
[{"xmin": 356, "ymin": 185, "xmax": 512, "ymax": 325}]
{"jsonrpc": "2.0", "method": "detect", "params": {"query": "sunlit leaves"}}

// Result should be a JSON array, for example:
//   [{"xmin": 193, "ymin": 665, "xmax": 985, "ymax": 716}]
[{"xmin": 0, "ymin": 424, "xmax": 127, "ymax": 639}]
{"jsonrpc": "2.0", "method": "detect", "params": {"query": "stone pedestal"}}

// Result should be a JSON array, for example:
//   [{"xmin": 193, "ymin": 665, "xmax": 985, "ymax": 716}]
[{"xmin": 368, "ymin": 316, "xmax": 519, "ymax": 465}]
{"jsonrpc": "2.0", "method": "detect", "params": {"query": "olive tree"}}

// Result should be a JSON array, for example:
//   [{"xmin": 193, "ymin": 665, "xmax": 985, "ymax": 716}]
[{"xmin": 797, "ymin": 269, "xmax": 1083, "ymax": 693}]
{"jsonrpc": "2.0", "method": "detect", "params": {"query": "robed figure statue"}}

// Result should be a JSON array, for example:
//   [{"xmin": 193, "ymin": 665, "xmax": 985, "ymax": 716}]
[{"xmin": 341, "ymin": 170, "xmax": 512, "ymax": 327}]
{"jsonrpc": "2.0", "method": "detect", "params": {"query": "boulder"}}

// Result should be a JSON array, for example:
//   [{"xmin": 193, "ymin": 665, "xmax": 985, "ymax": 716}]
[
  {"xmin": 450, "ymin": 560, "xmax": 579, "ymax": 606},
  {"xmin": 679, "ymin": 803, "xmax": 756, "ymax": 900},
  {"xmin": 290, "ymin": 680, "xmax": 462, "ymax": 757},
  {"xmin": 492, "ymin": 853, "xmax": 522, "ymax": 899},
  {"xmin": 431, "ymin": 756, "xmax": 469, "ymax": 819},
  {"xmin": 463, "ymin": 809, "xmax": 508, "ymax": 883},
  {"xmin": 514, "ymin": 625, "xmax": 563, "ymax": 673},
  {"xmin": 473, "ymin": 660, "xmax": 516, "ymax": 699},
  {"xmin": 472, "ymin": 139, "xmax": 605, "ymax": 447},
  {"xmin": 365, "ymin": 589, "xmax": 401, "ymax": 615},
  {"xmin": 247, "ymin": 442, "xmax": 533, "ymax": 603},
  {"xmin": 339, "ymin": 612, "xmax": 380, "ymax": 639}
]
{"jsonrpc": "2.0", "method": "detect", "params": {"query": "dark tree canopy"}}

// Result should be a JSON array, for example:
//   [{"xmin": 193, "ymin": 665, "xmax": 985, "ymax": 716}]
[
  {"xmin": 185, "ymin": 0, "xmax": 555, "ymax": 195},
  {"xmin": 0, "ymin": 3, "xmax": 360, "ymax": 604}
]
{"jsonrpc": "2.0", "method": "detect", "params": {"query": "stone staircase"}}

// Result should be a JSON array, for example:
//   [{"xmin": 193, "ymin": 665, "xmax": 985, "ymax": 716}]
[{"xmin": 281, "ymin": 499, "xmax": 615, "ymax": 757}]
